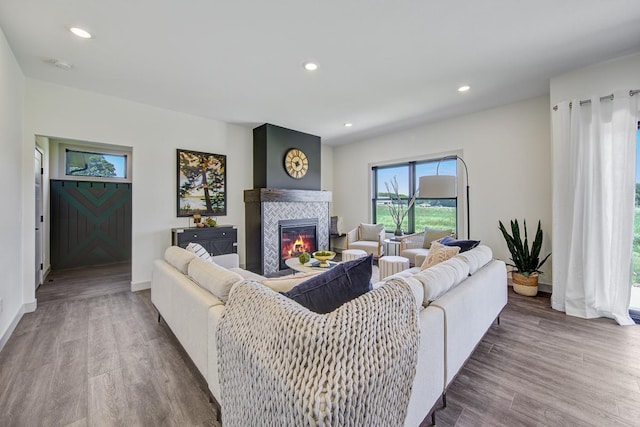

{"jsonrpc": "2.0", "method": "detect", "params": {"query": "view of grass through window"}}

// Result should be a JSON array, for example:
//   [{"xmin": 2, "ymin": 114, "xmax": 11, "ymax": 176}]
[{"xmin": 373, "ymin": 158, "xmax": 457, "ymax": 234}]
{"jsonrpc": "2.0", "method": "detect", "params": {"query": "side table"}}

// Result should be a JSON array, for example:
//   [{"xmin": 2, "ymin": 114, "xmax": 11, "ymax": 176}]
[{"xmin": 384, "ymin": 238, "xmax": 402, "ymax": 256}]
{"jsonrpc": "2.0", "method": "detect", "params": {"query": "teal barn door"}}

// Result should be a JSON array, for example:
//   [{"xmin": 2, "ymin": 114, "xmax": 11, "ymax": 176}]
[{"xmin": 50, "ymin": 180, "xmax": 132, "ymax": 269}]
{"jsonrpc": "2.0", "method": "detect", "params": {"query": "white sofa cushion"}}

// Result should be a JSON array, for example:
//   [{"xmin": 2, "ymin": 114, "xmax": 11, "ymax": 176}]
[
  {"xmin": 165, "ymin": 246, "xmax": 196, "ymax": 274},
  {"xmin": 230, "ymin": 267, "xmax": 266, "ymax": 282},
  {"xmin": 261, "ymin": 272, "xmax": 318, "ymax": 292},
  {"xmin": 188, "ymin": 257, "xmax": 243, "ymax": 302},
  {"xmin": 456, "ymin": 244, "xmax": 493, "ymax": 274},
  {"xmin": 414, "ymin": 256, "xmax": 470, "ymax": 304}
]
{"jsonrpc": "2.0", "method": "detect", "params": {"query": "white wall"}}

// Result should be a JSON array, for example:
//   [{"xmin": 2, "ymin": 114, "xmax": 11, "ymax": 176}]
[
  {"xmin": 0, "ymin": 26, "xmax": 27, "ymax": 350},
  {"xmin": 24, "ymin": 79, "xmax": 254, "ymax": 296},
  {"xmin": 332, "ymin": 96, "xmax": 553, "ymax": 280},
  {"xmin": 550, "ymin": 53, "xmax": 640, "ymax": 105}
]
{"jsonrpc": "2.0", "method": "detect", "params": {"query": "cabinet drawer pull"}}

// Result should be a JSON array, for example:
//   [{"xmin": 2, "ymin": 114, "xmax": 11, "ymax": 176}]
[{"xmin": 193, "ymin": 234, "xmax": 197, "ymax": 238}]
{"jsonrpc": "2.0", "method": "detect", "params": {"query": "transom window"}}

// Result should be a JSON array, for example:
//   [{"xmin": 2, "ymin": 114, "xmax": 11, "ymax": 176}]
[
  {"xmin": 372, "ymin": 158, "xmax": 458, "ymax": 235},
  {"xmin": 65, "ymin": 149, "xmax": 128, "ymax": 179}
]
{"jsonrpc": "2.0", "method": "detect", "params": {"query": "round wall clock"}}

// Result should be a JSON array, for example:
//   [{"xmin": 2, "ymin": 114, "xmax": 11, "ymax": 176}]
[{"xmin": 284, "ymin": 148, "xmax": 309, "ymax": 179}]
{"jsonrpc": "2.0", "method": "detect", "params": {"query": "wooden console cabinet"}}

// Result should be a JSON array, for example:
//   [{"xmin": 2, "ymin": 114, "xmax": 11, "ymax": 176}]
[{"xmin": 172, "ymin": 225, "xmax": 237, "ymax": 255}]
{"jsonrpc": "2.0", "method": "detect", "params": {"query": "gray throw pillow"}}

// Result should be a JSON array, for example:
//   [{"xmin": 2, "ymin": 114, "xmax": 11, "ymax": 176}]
[
  {"xmin": 422, "ymin": 227, "xmax": 453, "ymax": 249},
  {"xmin": 359, "ymin": 223, "xmax": 384, "ymax": 241}
]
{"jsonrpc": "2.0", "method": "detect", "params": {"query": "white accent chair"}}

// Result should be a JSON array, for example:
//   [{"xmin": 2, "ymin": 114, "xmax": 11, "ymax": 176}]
[
  {"xmin": 399, "ymin": 227, "xmax": 454, "ymax": 266},
  {"xmin": 346, "ymin": 223, "xmax": 385, "ymax": 259}
]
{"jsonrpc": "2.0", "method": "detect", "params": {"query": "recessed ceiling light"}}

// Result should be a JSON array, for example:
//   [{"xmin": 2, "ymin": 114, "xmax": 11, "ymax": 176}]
[
  {"xmin": 43, "ymin": 58, "xmax": 73, "ymax": 70},
  {"xmin": 303, "ymin": 62, "xmax": 318, "ymax": 71},
  {"xmin": 69, "ymin": 27, "xmax": 92, "ymax": 39},
  {"xmin": 344, "ymin": 123, "xmax": 353, "ymax": 127},
  {"xmin": 458, "ymin": 85, "xmax": 471, "ymax": 92}
]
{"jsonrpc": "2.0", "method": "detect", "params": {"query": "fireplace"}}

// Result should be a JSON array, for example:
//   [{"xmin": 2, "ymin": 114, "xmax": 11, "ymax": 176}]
[
  {"xmin": 279, "ymin": 219, "xmax": 318, "ymax": 270},
  {"xmin": 245, "ymin": 188, "xmax": 331, "ymax": 275}
]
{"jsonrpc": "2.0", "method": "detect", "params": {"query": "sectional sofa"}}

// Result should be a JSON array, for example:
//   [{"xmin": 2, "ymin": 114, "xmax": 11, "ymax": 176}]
[{"xmin": 151, "ymin": 245, "xmax": 507, "ymax": 426}]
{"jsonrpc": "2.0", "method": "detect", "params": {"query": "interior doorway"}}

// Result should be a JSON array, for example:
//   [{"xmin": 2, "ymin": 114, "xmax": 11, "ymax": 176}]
[{"xmin": 36, "ymin": 136, "xmax": 133, "ymax": 298}]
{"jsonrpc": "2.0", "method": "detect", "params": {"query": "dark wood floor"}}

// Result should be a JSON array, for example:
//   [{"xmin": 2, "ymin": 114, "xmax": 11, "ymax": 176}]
[{"xmin": 2, "ymin": 265, "xmax": 640, "ymax": 426}]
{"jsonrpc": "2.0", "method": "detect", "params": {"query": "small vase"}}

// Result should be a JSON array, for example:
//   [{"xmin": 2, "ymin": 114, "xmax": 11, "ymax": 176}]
[{"xmin": 394, "ymin": 227, "xmax": 404, "ymax": 237}]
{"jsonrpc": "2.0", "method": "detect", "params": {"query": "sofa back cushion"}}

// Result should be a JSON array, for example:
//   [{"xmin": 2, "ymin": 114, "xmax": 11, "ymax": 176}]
[
  {"xmin": 187, "ymin": 257, "xmax": 244, "ymax": 302},
  {"xmin": 455, "ymin": 245, "xmax": 493, "ymax": 275},
  {"xmin": 414, "ymin": 256, "xmax": 470, "ymax": 304},
  {"xmin": 165, "ymin": 246, "xmax": 196, "ymax": 274},
  {"xmin": 261, "ymin": 272, "xmax": 318, "ymax": 293},
  {"xmin": 281, "ymin": 254, "xmax": 373, "ymax": 313},
  {"xmin": 422, "ymin": 227, "xmax": 453, "ymax": 249},
  {"xmin": 359, "ymin": 223, "xmax": 384, "ymax": 241}
]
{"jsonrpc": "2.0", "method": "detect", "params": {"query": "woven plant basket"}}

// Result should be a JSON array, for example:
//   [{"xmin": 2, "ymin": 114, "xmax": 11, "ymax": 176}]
[{"xmin": 512, "ymin": 272, "xmax": 539, "ymax": 296}]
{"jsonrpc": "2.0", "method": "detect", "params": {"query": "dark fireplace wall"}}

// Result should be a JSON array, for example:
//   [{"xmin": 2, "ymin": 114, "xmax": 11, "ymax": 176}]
[{"xmin": 253, "ymin": 124, "xmax": 321, "ymax": 191}]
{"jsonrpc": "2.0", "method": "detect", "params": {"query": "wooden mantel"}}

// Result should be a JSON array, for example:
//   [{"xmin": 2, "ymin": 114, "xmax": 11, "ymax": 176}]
[{"xmin": 244, "ymin": 188, "xmax": 332, "ymax": 203}]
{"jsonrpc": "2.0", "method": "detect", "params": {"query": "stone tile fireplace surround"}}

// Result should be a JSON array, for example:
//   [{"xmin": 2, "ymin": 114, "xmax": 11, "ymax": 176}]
[{"xmin": 244, "ymin": 188, "xmax": 332, "ymax": 275}]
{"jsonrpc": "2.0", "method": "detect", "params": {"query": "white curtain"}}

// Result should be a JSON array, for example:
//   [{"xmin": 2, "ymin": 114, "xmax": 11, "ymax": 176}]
[{"xmin": 551, "ymin": 90, "xmax": 639, "ymax": 326}]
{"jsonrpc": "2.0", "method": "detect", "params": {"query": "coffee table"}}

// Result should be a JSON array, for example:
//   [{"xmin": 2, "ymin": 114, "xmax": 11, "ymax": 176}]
[{"xmin": 285, "ymin": 257, "xmax": 339, "ymax": 274}]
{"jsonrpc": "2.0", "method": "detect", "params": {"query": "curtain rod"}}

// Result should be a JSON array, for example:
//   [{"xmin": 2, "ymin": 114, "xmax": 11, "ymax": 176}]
[{"xmin": 552, "ymin": 89, "xmax": 639, "ymax": 111}]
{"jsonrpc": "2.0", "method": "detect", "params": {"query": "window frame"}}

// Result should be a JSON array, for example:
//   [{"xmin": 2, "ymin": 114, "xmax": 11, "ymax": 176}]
[
  {"xmin": 58, "ymin": 143, "xmax": 132, "ymax": 183},
  {"xmin": 371, "ymin": 154, "xmax": 460, "ymax": 235}
]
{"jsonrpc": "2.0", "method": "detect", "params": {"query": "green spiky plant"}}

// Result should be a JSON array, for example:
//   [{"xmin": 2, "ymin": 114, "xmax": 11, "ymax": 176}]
[{"xmin": 498, "ymin": 219, "xmax": 551, "ymax": 277}]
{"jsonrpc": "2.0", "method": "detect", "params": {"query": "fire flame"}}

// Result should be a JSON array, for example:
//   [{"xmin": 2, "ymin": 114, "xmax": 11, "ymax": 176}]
[{"xmin": 284, "ymin": 233, "xmax": 314, "ymax": 258}]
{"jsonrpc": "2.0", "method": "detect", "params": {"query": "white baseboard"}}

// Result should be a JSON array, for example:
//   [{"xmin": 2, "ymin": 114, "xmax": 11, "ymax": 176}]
[
  {"xmin": 0, "ymin": 301, "xmax": 35, "ymax": 353},
  {"xmin": 131, "ymin": 280, "xmax": 150, "ymax": 292},
  {"xmin": 24, "ymin": 299, "xmax": 37, "ymax": 312}
]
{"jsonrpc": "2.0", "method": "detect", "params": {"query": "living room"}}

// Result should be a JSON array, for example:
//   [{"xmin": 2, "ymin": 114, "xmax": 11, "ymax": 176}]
[{"xmin": 1, "ymin": 2, "xmax": 640, "ymax": 426}]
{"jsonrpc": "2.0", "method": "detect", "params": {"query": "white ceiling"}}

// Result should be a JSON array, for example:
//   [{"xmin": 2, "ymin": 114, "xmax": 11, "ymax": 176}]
[{"xmin": 2, "ymin": 0, "xmax": 640, "ymax": 145}]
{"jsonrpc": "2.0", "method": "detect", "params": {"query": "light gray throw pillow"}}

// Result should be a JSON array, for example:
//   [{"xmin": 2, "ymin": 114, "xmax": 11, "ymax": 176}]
[
  {"xmin": 422, "ymin": 227, "xmax": 453, "ymax": 249},
  {"xmin": 359, "ymin": 223, "xmax": 384, "ymax": 241}
]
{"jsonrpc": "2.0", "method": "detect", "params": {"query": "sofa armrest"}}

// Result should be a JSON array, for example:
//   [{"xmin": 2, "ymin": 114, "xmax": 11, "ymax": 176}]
[
  {"xmin": 346, "ymin": 227, "xmax": 358, "ymax": 248},
  {"xmin": 399, "ymin": 232, "xmax": 424, "ymax": 252},
  {"xmin": 211, "ymin": 253, "xmax": 240, "ymax": 269},
  {"xmin": 377, "ymin": 228, "xmax": 386, "ymax": 257}
]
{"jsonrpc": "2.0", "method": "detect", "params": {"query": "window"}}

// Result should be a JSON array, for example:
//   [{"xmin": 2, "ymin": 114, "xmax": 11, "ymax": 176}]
[
  {"xmin": 372, "ymin": 157, "xmax": 458, "ymax": 235},
  {"xmin": 65, "ymin": 149, "xmax": 128, "ymax": 179}
]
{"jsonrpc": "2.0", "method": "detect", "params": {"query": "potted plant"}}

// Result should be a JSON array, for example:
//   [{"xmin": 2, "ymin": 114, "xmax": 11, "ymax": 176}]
[
  {"xmin": 498, "ymin": 219, "xmax": 551, "ymax": 296},
  {"xmin": 385, "ymin": 176, "xmax": 418, "ymax": 236}
]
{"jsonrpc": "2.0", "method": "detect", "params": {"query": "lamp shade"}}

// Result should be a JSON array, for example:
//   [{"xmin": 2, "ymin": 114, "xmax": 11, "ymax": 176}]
[{"xmin": 419, "ymin": 175, "xmax": 457, "ymax": 198}]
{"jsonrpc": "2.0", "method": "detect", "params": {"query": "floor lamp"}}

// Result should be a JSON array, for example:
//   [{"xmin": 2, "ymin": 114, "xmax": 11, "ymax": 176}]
[{"xmin": 418, "ymin": 155, "xmax": 470, "ymax": 239}]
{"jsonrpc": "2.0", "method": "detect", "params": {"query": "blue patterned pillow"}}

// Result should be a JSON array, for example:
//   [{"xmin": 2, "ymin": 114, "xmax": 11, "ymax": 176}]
[{"xmin": 281, "ymin": 254, "xmax": 373, "ymax": 314}]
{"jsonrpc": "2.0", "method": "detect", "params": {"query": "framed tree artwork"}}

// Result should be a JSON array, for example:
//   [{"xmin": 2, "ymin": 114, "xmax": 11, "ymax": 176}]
[{"xmin": 177, "ymin": 149, "xmax": 227, "ymax": 217}]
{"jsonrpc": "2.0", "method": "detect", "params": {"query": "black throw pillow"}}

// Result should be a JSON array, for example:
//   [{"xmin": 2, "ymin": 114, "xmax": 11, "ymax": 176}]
[
  {"xmin": 440, "ymin": 236, "xmax": 481, "ymax": 253},
  {"xmin": 281, "ymin": 254, "xmax": 373, "ymax": 314}
]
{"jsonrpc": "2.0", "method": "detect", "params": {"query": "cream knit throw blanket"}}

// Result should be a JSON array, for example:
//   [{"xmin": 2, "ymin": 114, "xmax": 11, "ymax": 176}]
[{"xmin": 217, "ymin": 279, "xmax": 420, "ymax": 427}]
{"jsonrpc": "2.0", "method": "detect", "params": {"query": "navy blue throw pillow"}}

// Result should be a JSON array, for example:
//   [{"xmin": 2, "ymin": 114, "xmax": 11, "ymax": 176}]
[
  {"xmin": 281, "ymin": 254, "xmax": 373, "ymax": 314},
  {"xmin": 440, "ymin": 236, "xmax": 480, "ymax": 253}
]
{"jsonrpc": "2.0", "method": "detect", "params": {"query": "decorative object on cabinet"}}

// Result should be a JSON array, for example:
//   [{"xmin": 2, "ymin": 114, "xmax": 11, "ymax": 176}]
[
  {"xmin": 177, "ymin": 149, "xmax": 227, "ymax": 217},
  {"xmin": 172, "ymin": 225, "xmax": 237, "ymax": 255}
]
